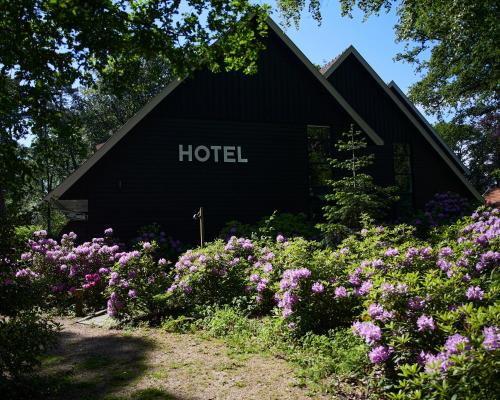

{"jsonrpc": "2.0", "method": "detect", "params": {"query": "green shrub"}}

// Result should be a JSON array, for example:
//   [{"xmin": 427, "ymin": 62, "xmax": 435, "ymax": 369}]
[
  {"xmin": 220, "ymin": 212, "xmax": 319, "ymax": 240},
  {"xmin": 106, "ymin": 241, "xmax": 171, "ymax": 322},
  {"xmin": 0, "ymin": 311, "xmax": 59, "ymax": 384},
  {"xmin": 157, "ymin": 239, "xmax": 253, "ymax": 315}
]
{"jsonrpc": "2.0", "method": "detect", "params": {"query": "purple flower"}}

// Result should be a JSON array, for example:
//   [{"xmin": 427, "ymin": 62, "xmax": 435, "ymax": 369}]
[
  {"xmin": 282, "ymin": 308, "xmax": 293, "ymax": 318},
  {"xmin": 444, "ymin": 334, "xmax": 470, "ymax": 354},
  {"xmin": 250, "ymin": 274, "xmax": 260, "ymax": 283},
  {"xmin": 352, "ymin": 321, "xmax": 382, "ymax": 345},
  {"xmin": 276, "ymin": 234, "xmax": 285, "ymax": 243},
  {"xmin": 369, "ymin": 346, "xmax": 392, "ymax": 364},
  {"xmin": 482, "ymin": 326, "xmax": 500, "ymax": 351},
  {"xmin": 311, "ymin": 282, "xmax": 324, "ymax": 294},
  {"xmin": 368, "ymin": 303, "xmax": 394, "ymax": 322},
  {"xmin": 358, "ymin": 280, "xmax": 373, "ymax": 295},
  {"xmin": 158, "ymin": 258, "xmax": 167, "ymax": 266},
  {"xmin": 128, "ymin": 289, "xmax": 137, "ymax": 298},
  {"xmin": 334, "ymin": 286, "xmax": 347, "ymax": 298},
  {"xmin": 348, "ymin": 273, "xmax": 362, "ymax": 287},
  {"xmin": 417, "ymin": 315, "xmax": 436, "ymax": 332},
  {"xmin": 256, "ymin": 280, "xmax": 267, "ymax": 293},
  {"xmin": 420, "ymin": 247, "xmax": 432, "ymax": 259},
  {"xmin": 423, "ymin": 352, "xmax": 449, "ymax": 373},
  {"xmin": 104, "ymin": 228, "xmax": 113, "ymax": 236},
  {"xmin": 15, "ymin": 268, "xmax": 38, "ymax": 279},
  {"xmin": 466, "ymin": 286, "xmax": 484, "ymax": 301},
  {"xmin": 142, "ymin": 242, "xmax": 151, "ymax": 250},
  {"xmin": 229, "ymin": 257, "xmax": 240, "ymax": 266},
  {"xmin": 405, "ymin": 247, "xmax": 419, "ymax": 260},
  {"xmin": 408, "ymin": 296, "xmax": 425, "ymax": 311},
  {"xmin": 436, "ymin": 259, "xmax": 452, "ymax": 272},
  {"xmin": 385, "ymin": 247, "xmax": 399, "ymax": 257},
  {"xmin": 439, "ymin": 247, "xmax": 453, "ymax": 257},
  {"xmin": 33, "ymin": 230, "xmax": 47, "ymax": 238},
  {"xmin": 263, "ymin": 263, "xmax": 273, "ymax": 273}
]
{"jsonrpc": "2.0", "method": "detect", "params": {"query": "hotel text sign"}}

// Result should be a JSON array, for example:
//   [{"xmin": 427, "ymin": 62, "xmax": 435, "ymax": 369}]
[{"xmin": 179, "ymin": 145, "xmax": 248, "ymax": 163}]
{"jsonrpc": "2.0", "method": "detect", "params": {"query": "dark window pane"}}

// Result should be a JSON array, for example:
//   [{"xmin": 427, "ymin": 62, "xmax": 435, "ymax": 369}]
[
  {"xmin": 307, "ymin": 126, "xmax": 331, "ymax": 190},
  {"xmin": 394, "ymin": 143, "xmax": 411, "ymax": 175},
  {"xmin": 395, "ymin": 174, "xmax": 412, "ymax": 192},
  {"xmin": 393, "ymin": 143, "xmax": 413, "ymax": 194}
]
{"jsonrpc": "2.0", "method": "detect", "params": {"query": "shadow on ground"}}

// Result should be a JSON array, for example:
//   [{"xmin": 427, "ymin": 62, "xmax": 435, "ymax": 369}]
[{"xmin": 5, "ymin": 325, "xmax": 192, "ymax": 400}]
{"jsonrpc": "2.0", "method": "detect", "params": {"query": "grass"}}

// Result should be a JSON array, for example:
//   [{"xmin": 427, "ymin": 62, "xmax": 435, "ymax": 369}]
[
  {"xmin": 18, "ymin": 313, "xmax": 372, "ymax": 400},
  {"xmin": 190, "ymin": 306, "xmax": 372, "ymax": 395}
]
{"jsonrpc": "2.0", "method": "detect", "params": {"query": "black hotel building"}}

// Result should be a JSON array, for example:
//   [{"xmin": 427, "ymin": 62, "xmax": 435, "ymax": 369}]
[{"xmin": 46, "ymin": 18, "xmax": 481, "ymax": 241}]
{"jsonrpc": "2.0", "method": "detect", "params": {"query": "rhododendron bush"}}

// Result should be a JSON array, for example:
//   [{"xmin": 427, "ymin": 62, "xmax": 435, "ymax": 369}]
[{"xmin": 12, "ymin": 206, "xmax": 499, "ymax": 398}]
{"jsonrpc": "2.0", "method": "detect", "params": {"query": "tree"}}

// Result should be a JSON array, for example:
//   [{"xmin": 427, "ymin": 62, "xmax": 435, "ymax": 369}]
[
  {"xmin": 0, "ymin": 0, "xmax": 269, "ymax": 218},
  {"xmin": 435, "ymin": 118, "xmax": 500, "ymax": 191},
  {"xmin": 317, "ymin": 126, "xmax": 399, "ymax": 241},
  {"xmin": 72, "ymin": 57, "xmax": 173, "ymax": 149},
  {"xmin": 18, "ymin": 56, "xmax": 175, "ymax": 231},
  {"xmin": 276, "ymin": 0, "xmax": 499, "ymax": 123}
]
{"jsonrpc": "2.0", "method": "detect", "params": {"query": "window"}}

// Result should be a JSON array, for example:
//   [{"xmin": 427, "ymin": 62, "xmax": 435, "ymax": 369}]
[
  {"xmin": 307, "ymin": 125, "xmax": 332, "ymax": 193},
  {"xmin": 393, "ymin": 142, "xmax": 413, "ymax": 209}
]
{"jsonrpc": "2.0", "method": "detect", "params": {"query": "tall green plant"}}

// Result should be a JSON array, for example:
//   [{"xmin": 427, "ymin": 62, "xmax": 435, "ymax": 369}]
[{"xmin": 318, "ymin": 126, "xmax": 398, "ymax": 240}]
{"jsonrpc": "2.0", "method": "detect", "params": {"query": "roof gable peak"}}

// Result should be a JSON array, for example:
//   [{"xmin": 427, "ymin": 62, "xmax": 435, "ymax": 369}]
[
  {"xmin": 45, "ymin": 17, "xmax": 382, "ymax": 202},
  {"xmin": 323, "ymin": 46, "xmax": 481, "ymax": 201}
]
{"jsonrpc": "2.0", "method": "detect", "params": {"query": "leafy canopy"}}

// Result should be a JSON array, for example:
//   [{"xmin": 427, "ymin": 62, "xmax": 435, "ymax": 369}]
[
  {"xmin": 1, "ymin": 0, "xmax": 268, "ymax": 134},
  {"xmin": 0, "ymin": 0, "xmax": 269, "ymax": 219}
]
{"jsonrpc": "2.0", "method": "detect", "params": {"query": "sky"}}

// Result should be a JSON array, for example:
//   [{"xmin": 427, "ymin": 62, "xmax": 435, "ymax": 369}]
[{"xmin": 265, "ymin": 1, "xmax": 433, "ymax": 119}]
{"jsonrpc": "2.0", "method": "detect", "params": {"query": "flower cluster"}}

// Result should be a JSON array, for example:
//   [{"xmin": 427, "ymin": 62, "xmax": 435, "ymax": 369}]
[
  {"xmin": 275, "ymin": 268, "xmax": 312, "ymax": 318},
  {"xmin": 422, "ymin": 191, "xmax": 470, "ymax": 226},
  {"xmin": 16, "ymin": 228, "xmax": 175, "ymax": 316},
  {"xmin": 17, "ymin": 229, "xmax": 123, "ymax": 308}
]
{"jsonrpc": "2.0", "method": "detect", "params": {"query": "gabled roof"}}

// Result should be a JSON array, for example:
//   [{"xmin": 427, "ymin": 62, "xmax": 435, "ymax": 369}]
[
  {"xmin": 319, "ymin": 48, "xmax": 349, "ymax": 74},
  {"xmin": 322, "ymin": 45, "xmax": 482, "ymax": 202},
  {"xmin": 387, "ymin": 81, "xmax": 469, "ymax": 174},
  {"xmin": 45, "ymin": 17, "xmax": 383, "ymax": 202}
]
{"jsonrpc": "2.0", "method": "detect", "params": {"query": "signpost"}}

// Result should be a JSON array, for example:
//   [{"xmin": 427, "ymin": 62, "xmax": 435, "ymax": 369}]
[{"xmin": 193, "ymin": 207, "xmax": 205, "ymax": 247}]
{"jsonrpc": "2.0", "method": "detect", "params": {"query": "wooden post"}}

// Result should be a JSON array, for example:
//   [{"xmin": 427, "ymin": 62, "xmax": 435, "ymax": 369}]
[
  {"xmin": 199, "ymin": 206, "xmax": 205, "ymax": 247},
  {"xmin": 74, "ymin": 288, "xmax": 84, "ymax": 317}
]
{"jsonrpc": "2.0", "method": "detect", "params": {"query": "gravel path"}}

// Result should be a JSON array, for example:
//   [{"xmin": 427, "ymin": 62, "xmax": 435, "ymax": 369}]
[{"xmin": 33, "ymin": 318, "xmax": 328, "ymax": 400}]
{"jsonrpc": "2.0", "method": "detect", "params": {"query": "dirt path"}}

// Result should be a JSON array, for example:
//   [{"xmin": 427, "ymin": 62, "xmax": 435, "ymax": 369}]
[{"xmin": 32, "ymin": 318, "xmax": 328, "ymax": 400}]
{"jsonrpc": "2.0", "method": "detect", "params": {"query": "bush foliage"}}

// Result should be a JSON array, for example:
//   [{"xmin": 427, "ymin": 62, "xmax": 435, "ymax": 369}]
[{"xmin": 10, "ymin": 204, "xmax": 499, "ymax": 398}]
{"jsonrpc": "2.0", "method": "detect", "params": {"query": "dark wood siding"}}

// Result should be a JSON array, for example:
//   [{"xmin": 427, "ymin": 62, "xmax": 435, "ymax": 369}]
[
  {"xmin": 326, "ymin": 54, "xmax": 475, "ymax": 208},
  {"xmin": 61, "ymin": 30, "xmax": 361, "ymax": 242},
  {"xmin": 389, "ymin": 87, "xmax": 466, "ymax": 173}
]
